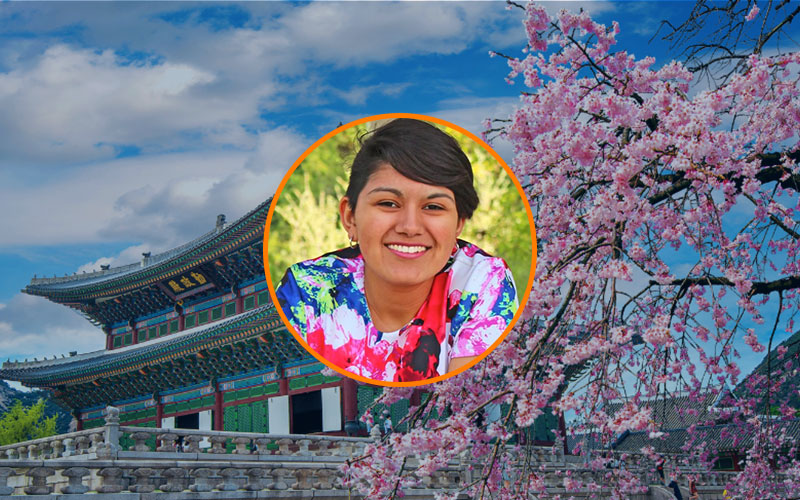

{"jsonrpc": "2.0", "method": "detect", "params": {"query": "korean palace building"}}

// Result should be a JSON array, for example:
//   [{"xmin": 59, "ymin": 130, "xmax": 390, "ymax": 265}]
[{"xmin": 0, "ymin": 199, "xmax": 387, "ymax": 436}]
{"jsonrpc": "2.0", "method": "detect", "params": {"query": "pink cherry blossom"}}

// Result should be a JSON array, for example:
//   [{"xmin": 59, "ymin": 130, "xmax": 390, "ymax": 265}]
[{"xmin": 344, "ymin": 4, "xmax": 800, "ymax": 498}]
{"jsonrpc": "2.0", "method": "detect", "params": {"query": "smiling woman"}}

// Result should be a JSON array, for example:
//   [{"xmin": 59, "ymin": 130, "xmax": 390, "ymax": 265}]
[{"xmin": 267, "ymin": 116, "xmax": 531, "ymax": 385}]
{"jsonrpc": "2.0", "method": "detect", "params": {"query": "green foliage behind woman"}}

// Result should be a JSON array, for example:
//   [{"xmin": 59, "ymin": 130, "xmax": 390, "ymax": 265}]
[{"xmin": 268, "ymin": 122, "xmax": 532, "ymax": 294}]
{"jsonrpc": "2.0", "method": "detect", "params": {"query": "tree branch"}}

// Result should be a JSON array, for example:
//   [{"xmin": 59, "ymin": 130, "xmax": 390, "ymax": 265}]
[{"xmin": 650, "ymin": 275, "xmax": 800, "ymax": 295}]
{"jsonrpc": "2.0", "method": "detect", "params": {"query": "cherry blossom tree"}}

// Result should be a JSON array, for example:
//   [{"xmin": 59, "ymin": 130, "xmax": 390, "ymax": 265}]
[
  {"xmin": 344, "ymin": 3, "xmax": 800, "ymax": 499},
  {"xmin": 658, "ymin": 0, "xmax": 800, "ymax": 86}
]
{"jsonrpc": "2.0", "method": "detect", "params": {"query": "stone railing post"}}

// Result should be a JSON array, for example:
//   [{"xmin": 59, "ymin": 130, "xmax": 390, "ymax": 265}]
[
  {"xmin": 51, "ymin": 439, "xmax": 64, "ymax": 459},
  {"xmin": 184, "ymin": 434, "xmax": 203, "ymax": 453},
  {"xmin": 74, "ymin": 435, "xmax": 90, "ymax": 454},
  {"xmin": 253, "ymin": 437, "xmax": 271, "ymax": 455},
  {"xmin": 130, "ymin": 467, "xmax": 156, "ymax": 493},
  {"xmin": 190, "ymin": 468, "xmax": 215, "ymax": 492},
  {"xmin": 277, "ymin": 437, "xmax": 294, "ymax": 455},
  {"xmin": 313, "ymin": 468, "xmax": 336, "ymax": 489},
  {"xmin": 97, "ymin": 467, "xmax": 125, "ymax": 493},
  {"xmin": 129, "ymin": 431, "xmax": 152, "ymax": 452},
  {"xmin": 61, "ymin": 467, "xmax": 90, "ymax": 494},
  {"xmin": 292, "ymin": 467, "xmax": 313, "ymax": 490},
  {"xmin": 297, "ymin": 438, "xmax": 312, "ymax": 455},
  {"xmin": 245, "ymin": 468, "xmax": 267, "ymax": 491},
  {"xmin": 24, "ymin": 467, "xmax": 54, "ymax": 495},
  {"xmin": 217, "ymin": 467, "xmax": 241, "ymax": 491},
  {"xmin": 96, "ymin": 442, "xmax": 114, "ymax": 459},
  {"xmin": 156, "ymin": 432, "xmax": 179, "ymax": 452},
  {"xmin": 62, "ymin": 437, "xmax": 75, "ymax": 457},
  {"xmin": 446, "ymin": 470, "xmax": 460, "ymax": 488},
  {"xmin": 26, "ymin": 443, "xmax": 39, "ymax": 459},
  {"xmin": 232, "ymin": 436, "xmax": 251, "ymax": 454},
  {"xmin": 271, "ymin": 467, "xmax": 290, "ymax": 490},
  {"xmin": 162, "ymin": 467, "xmax": 188, "ymax": 492},
  {"xmin": 90, "ymin": 431, "xmax": 104, "ymax": 454},
  {"xmin": 0, "ymin": 467, "xmax": 14, "ymax": 495},
  {"xmin": 4, "ymin": 448, "xmax": 17, "ymax": 460},
  {"xmin": 316, "ymin": 439, "xmax": 333, "ymax": 456},
  {"xmin": 209, "ymin": 435, "xmax": 228, "ymax": 454}
]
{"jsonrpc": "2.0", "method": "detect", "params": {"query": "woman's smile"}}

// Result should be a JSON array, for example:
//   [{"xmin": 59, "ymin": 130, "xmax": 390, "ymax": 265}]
[
  {"xmin": 385, "ymin": 243, "xmax": 430, "ymax": 258},
  {"xmin": 340, "ymin": 163, "xmax": 465, "ymax": 292}
]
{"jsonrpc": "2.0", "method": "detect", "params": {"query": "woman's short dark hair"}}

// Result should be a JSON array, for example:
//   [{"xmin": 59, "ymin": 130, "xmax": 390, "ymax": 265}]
[{"xmin": 345, "ymin": 118, "xmax": 479, "ymax": 220}]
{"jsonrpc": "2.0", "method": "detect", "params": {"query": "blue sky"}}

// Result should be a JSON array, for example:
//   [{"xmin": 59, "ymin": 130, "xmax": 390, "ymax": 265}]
[{"xmin": 0, "ymin": 1, "xmax": 785, "ymax": 385}]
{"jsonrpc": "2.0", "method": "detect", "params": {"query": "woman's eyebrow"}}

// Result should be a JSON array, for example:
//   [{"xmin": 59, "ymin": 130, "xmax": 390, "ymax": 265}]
[
  {"xmin": 367, "ymin": 187, "xmax": 455, "ymax": 202},
  {"xmin": 368, "ymin": 187, "xmax": 402, "ymax": 196},
  {"xmin": 427, "ymin": 193, "xmax": 455, "ymax": 202}
]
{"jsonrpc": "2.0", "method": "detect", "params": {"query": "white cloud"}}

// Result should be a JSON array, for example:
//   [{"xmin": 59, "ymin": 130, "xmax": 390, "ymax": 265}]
[
  {"xmin": 0, "ymin": 150, "xmax": 253, "ymax": 247},
  {"xmin": 0, "ymin": 294, "xmax": 101, "ymax": 362},
  {"xmin": 244, "ymin": 126, "xmax": 310, "ymax": 174},
  {"xmin": 431, "ymin": 95, "xmax": 521, "ymax": 164},
  {"xmin": 0, "ymin": 2, "xmax": 525, "ymax": 167},
  {"xmin": 0, "ymin": 44, "xmax": 259, "ymax": 164}
]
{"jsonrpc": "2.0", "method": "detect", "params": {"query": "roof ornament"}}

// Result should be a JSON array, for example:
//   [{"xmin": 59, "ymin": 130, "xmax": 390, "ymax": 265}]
[
  {"xmin": 141, "ymin": 252, "xmax": 151, "ymax": 268},
  {"xmin": 101, "ymin": 264, "xmax": 110, "ymax": 271},
  {"xmin": 216, "ymin": 214, "xmax": 226, "ymax": 230}
]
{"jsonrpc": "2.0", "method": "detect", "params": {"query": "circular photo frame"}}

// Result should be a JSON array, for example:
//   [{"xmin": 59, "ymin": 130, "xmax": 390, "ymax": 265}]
[{"xmin": 264, "ymin": 113, "xmax": 536, "ymax": 387}]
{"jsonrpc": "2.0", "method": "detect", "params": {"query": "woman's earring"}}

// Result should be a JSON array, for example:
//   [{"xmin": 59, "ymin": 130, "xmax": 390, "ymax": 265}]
[{"xmin": 349, "ymin": 235, "xmax": 358, "ymax": 248}]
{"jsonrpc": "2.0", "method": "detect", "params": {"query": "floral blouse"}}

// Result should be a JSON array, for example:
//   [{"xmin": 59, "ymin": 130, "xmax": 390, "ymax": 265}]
[{"xmin": 275, "ymin": 240, "xmax": 518, "ymax": 382}]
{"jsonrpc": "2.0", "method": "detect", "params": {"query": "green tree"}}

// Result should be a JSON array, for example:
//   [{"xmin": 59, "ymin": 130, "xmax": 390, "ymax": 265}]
[{"xmin": 0, "ymin": 400, "xmax": 57, "ymax": 446}]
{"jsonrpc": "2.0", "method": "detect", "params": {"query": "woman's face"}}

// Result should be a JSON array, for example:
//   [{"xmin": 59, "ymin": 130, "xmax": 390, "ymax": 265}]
[{"xmin": 340, "ymin": 164, "xmax": 465, "ymax": 291}]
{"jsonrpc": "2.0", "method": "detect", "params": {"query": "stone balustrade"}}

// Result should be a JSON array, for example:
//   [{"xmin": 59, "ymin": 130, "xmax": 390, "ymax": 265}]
[
  {"xmin": 0, "ymin": 428, "xmax": 107, "ymax": 461},
  {"xmin": 0, "ymin": 405, "xmax": 370, "ymax": 462},
  {"xmin": 117, "ymin": 425, "xmax": 370, "ymax": 458},
  {"xmin": 0, "ymin": 459, "xmax": 463, "ymax": 496},
  {"xmin": 0, "ymin": 406, "xmax": 766, "ymax": 498}
]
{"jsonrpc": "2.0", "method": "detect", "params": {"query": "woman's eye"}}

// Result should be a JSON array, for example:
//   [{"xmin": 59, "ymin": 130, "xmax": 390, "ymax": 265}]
[
  {"xmin": 378, "ymin": 201, "xmax": 398, "ymax": 208},
  {"xmin": 424, "ymin": 204, "xmax": 445, "ymax": 211}
]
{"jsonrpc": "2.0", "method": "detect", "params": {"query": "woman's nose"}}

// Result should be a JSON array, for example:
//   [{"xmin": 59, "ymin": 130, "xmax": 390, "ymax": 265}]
[{"xmin": 395, "ymin": 207, "xmax": 423, "ymax": 235}]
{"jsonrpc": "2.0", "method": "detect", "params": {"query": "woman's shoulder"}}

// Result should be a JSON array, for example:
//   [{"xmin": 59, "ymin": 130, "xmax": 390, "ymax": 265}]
[
  {"xmin": 448, "ymin": 240, "xmax": 513, "ymax": 286},
  {"xmin": 287, "ymin": 247, "xmax": 363, "ymax": 281},
  {"xmin": 276, "ymin": 247, "xmax": 364, "ymax": 320}
]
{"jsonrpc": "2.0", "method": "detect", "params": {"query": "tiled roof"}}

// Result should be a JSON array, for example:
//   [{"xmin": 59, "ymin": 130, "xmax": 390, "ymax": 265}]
[
  {"xmin": 0, "ymin": 303, "xmax": 291, "ymax": 386},
  {"xmin": 613, "ymin": 418, "xmax": 800, "ymax": 454},
  {"xmin": 604, "ymin": 390, "xmax": 727, "ymax": 430}
]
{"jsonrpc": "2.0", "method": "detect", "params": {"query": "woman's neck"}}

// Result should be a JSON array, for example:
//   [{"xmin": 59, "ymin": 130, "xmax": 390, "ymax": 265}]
[{"xmin": 363, "ymin": 273, "xmax": 433, "ymax": 332}]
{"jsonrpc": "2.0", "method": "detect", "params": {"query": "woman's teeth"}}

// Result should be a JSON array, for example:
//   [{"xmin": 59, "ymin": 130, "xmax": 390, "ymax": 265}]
[{"xmin": 387, "ymin": 244, "xmax": 427, "ymax": 253}]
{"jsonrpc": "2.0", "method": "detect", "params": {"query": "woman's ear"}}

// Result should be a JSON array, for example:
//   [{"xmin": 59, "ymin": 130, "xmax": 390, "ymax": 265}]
[
  {"xmin": 455, "ymin": 217, "xmax": 465, "ymax": 238},
  {"xmin": 339, "ymin": 197, "xmax": 356, "ymax": 239}
]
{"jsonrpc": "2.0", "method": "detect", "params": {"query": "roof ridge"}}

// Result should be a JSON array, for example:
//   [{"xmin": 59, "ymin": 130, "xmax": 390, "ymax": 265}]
[{"xmin": 27, "ymin": 198, "xmax": 271, "ymax": 288}]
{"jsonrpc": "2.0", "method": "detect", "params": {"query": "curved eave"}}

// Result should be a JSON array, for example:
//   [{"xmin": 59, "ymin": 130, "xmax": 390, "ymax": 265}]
[
  {"xmin": 0, "ymin": 304, "xmax": 287, "ymax": 387},
  {"xmin": 23, "ymin": 199, "xmax": 271, "ymax": 302}
]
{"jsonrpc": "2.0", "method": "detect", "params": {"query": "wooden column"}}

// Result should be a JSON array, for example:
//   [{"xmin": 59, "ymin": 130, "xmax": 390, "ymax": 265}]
[
  {"xmin": 342, "ymin": 378, "xmax": 358, "ymax": 423},
  {"xmin": 279, "ymin": 368, "xmax": 290, "ymax": 434},
  {"xmin": 278, "ymin": 371, "xmax": 288, "ymax": 396},
  {"xmin": 103, "ymin": 326, "xmax": 112, "ymax": 351},
  {"xmin": 235, "ymin": 291, "xmax": 244, "ymax": 315},
  {"xmin": 214, "ymin": 383, "xmax": 224, "ymax": 431},
  {"xmin": 410, "ymin": 389, "xmax": 422, "ymax": 407},
  {"xmin": 155, "ymin": 394, "xmax": 163, "ymax": 428},
  {"xmin": 176, "ymin": 303, "xmax": 185, "ymax": 332}
]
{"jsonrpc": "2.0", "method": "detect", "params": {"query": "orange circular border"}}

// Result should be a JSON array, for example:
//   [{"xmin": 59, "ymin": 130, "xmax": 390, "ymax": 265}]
[{"xmin": 264, "ymin": 113, "xmax": 537, "ymax": 387}]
